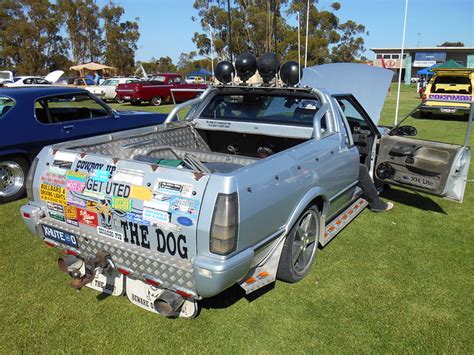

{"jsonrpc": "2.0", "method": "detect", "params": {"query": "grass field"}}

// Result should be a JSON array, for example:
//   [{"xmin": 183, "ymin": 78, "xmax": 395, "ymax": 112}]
[{"xmin": 0, "ymin": 84, "xmax": 472, "ymax": 352}]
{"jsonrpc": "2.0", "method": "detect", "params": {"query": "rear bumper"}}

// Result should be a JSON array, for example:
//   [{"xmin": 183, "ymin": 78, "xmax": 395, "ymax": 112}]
[
  {"xmin": 420, "ymin": 104, "xmax": 470, "ymax": 115},
  {"xmin": 20, "ymin": 202, "xmax": 254, "ymax": 299}
]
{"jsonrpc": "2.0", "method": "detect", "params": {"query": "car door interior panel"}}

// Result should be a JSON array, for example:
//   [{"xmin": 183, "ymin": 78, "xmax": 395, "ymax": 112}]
[{"xmin": 376, "ymin": 135, "xmax": 462, "ymax": 195}]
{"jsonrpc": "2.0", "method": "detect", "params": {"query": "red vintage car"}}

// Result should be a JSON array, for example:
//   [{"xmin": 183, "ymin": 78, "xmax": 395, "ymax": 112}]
[{"xmin": 115, "ymin": 73, "xmax": 207, "ymax": 106}]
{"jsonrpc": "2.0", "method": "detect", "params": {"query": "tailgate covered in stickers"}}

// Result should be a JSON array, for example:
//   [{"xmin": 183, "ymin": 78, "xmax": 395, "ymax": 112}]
[{"xmin": 37, "ymin": 151, "xmax": 209, "ymax": 263}]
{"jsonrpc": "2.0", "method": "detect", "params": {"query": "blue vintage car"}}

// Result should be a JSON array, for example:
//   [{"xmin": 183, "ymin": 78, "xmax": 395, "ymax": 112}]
[{"xmin": 0, "ymin": 87, "xmax": 167, "ymax": 203}]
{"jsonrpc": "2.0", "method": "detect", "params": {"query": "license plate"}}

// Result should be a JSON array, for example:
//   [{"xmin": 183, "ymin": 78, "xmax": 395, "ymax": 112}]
[
  {"xmin": 124, "ymin": 96, "xmax": 131, "ymax": 99},
  {"xmin": 440, "ymin": 108, "xmax": 456, "ymax": 113},
  {"xmin": 41, "ymin": 225, "xmax": 79, "ymax": 248}
]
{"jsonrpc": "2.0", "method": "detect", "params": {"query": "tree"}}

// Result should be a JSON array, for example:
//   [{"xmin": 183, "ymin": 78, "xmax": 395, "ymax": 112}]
[
  {"xmin": 101, "ymin": 2, "xmax": 140, "ymax": 74},
  {"xmin": 191, "ymin": 0, "xmax": 368, "ymax": 65},
  {"xmin": 58, "ymin": 0, "xmax": 103, "ymax": 63},
  {"xmin": 0, "ymin": 0, "xmax": 70, "ymax": 74},
  {"xmin": 156, "ymin": 57, "xmax": 177, "ymax": 73}
]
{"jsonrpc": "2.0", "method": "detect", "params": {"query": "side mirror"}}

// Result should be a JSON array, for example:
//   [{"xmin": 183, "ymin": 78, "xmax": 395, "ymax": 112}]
[{"xmin": 395, "ymin": 125, "xmax": 417, "ymax": 137}]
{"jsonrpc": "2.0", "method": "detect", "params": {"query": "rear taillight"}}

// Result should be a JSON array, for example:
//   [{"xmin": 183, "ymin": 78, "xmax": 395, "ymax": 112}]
[
  {"xmin": 210, "ymin": 192, "xmax": 238, "ymax": 255},
  {"xmin": 421, "ymin": 93, "xmax": 427, "ymax": 102},
  {"xmin": 26, "ymin": 158, "xmax": 39, "ymax": 200}
]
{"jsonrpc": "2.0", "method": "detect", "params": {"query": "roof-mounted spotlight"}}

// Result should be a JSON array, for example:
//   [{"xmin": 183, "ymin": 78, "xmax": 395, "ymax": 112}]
[
  {"xmin": 235, "ymin": 53, "xmax": 257, "ymax": 84},
  {"xmin": 214, "ymin": 61, "xmax": 235, "ymax": 85},
  {"xmin": 280, "ymin": 61, "xmax": 302, "ymax": 87},
  {"xmin": 257, "ymin": 53, "xmax": 281, "ymax": 85}
]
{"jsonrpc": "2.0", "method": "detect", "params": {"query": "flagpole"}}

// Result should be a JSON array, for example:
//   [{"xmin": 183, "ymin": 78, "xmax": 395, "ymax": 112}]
[
  {"xmin": 304, "ymin": 0, "xmax": 310, "ymax": 67},
  {"xmin": 395, "ymin": 0, "xmax": 409, "ymax": 126},
  {"xmin": 297, "ymin": 11, "xmax": 301, "ymax": 81}
]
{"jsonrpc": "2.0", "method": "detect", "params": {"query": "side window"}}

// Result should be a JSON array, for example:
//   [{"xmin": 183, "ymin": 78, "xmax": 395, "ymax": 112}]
[
  {"xmin": 0, "ymin": 96, "xmax": 15, "ymax": 119},
  {"xmin": 35, "ymin": 94, "xmax": 109, "ymax": 124},
  {"xmin": 24, "ymin": 78, "xmax": 33, "ymax": 84},
  {"xmin": 336, "ymin": 98, "xmax": 370, "ymax": 132}
]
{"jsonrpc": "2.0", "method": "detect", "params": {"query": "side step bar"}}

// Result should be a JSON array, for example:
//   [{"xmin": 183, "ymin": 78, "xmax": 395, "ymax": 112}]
[{"xmin": 321, "ymin": 197, "xmax": 368, "ymax": 246}]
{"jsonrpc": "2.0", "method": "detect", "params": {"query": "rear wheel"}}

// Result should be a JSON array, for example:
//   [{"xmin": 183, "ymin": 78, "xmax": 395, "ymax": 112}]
[
  {"xmin": 151, "ymin": 96, "xmax": 162, "ymax": 106},
  {"xmin": 277, "ymin": 206, "xmax": 320, "ymax": 283},
  {"xmin": 0, "ymin": 157, "xmax": 29, "ymax": 204}
]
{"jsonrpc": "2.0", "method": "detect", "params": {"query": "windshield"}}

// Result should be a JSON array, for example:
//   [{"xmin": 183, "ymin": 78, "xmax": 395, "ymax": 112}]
[
  {"xmin": 200, "ymin": 93, "xmax": 321, "ymax": 126},
  {"xmin": 101, "ymin": 79, "xmax": 119, "ymax": 86},
  {"xmin": 151, "ymin": 75, "xmax": 166, "ymax": 82},
  {"xmin": 432, "ymin": 75, "xmax": 472, "ymax": 94}
]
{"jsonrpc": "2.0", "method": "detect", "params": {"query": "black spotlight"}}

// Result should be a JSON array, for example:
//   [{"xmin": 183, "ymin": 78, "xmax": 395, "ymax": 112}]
[
  {"xmin": 215, "ymin": 61, "xmax": 235, "ymax": 84},
  {"xmin": 235, "ymin": 53, "xmax": 257, "ymax": 83},
  {"xmin": 280, "ymin": 61, "xmax": 302, "ymax": 86},
  {"xmin": 257, "ymin": 53, "xmax": 280, "ymax": 84}
]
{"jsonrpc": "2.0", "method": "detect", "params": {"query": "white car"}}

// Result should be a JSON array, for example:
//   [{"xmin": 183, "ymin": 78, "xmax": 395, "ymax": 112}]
[
  {"xmin": 4, "ymin": 71, "xmax": 64, "ymax": 87},
  {"xmin": 85, "ymin": 77, "xmax": 139, "ymax": 102}
]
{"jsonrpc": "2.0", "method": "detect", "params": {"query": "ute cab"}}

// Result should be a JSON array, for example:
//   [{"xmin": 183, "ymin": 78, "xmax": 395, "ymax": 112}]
[{"xmin": 421, "ymin": 68, "xmax": 474, "ymax": 117}]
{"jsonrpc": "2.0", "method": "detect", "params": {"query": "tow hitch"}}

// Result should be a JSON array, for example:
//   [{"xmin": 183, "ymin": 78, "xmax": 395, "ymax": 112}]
[{"xmin": 58, "ymin": 251, "xmax": 111, "ymax": 290}]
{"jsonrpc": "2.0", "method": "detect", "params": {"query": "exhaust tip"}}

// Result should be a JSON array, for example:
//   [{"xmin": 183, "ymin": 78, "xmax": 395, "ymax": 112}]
[{"xmin": 153, "ymin": 290, "xmax": 185, "ymax": 318}]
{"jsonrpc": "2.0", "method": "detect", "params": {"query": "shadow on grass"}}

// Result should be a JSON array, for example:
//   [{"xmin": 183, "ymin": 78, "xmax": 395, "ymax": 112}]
[
  {"xmin": 411, "ymin": 111, "xmax": 469, "ymax": 122},
  {"xmin": 199, "ymin": 283, "xmax": 275, "ymax": 311},
  {"xmin": 381, "ymin": 187, "xmax": 446, "ymax": 214}
]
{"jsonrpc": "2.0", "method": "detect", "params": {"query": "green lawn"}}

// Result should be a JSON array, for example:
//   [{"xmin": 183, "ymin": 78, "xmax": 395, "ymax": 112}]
[{"xmin": 0, "ymin": 84, "xmax": 472, "ymax": 352}]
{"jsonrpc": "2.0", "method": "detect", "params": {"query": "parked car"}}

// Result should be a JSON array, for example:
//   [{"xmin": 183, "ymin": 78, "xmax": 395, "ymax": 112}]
[
  {"xmin": 4, "ymin": 71, "xmax": 64, "ymax": 87},
  {"xmin": 115, "ymin": 73, "xmax": 207, "ymax": 106},
  {"xmin": 54, "ymin": 77, "xmax": 95, "ymax": 87},
  {"xmin": 420, "ymin": 68, "xmax": 473, "ymax": 117},
  {"xmin": 85, "ymin": 77, "xmax": 139, "ymax": 102},
  {"xmin": 0, "ymin": 70, "xmax": 14, "ymax": 86},
  {"xmin": 20, "ymin": 62, "xmax": 471, "ymax": 318},
  {"xmin": 0, "ymin": 87, "xmax": 167, "ymax": 203}
]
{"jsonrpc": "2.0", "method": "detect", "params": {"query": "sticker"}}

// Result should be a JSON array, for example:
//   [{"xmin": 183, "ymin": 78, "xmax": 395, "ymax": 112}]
[
  {"xmin": 66, "ymin": 219, "xmax": 79, "ymax": 227},
  {"xmin": 112, "ymin": 196, "xmax": 132, "ymax": 212},
  {"xmin": 83, "ymin": 189, "xmax": 106, "ymax": 200},
  {"xmin": 76, "ymin": 208, "xmax": 99, "ymax": 227},
  {"xmin": 66, "ymin": 171, "xmax": 87, "ymax": 182},
  {"xmin": 126, "ymin": 212, "xmax": 150, "ymax": 226},
  {"xmin": 66, "ymin": 180, "xmax": 85, "ymax": 192},
  {"xmin": 177, "ymin": 216, "xmax": 193, "ymax": 227},
  {"xmin": 154, "ymin": 179, "xmax": 193, "ymax": 197},
  {"xmin": 142, "ymin": 207, "xmax": 171, "ymax": 224},
  {"xmin": 113, "ymin": 169, "xmax": 144, "ymax": 185},
  {"xmin": 170, "ymin": 197, "xmax": 200, "ymax": 220},
  {"xmin": 41, "ymin": 172, "xmax": 67, "ymax": 187},
  {"xmin": 52, "ymin": 160, "xmax": 73, "ymax": 170},
  {"xmin": 55, "ymin": 151, "xmax": 77, "ymax": 162},
  {"xmin": 49, "ymin": 166, "xmax": 67, "ymax": 175},
  {"xmin": 152, "ymin": 220, "xmax": 182, "ymax": 232},
  {"xmin": 64, "ymin": 205, "xmax": 78, "ymax": 220},
  {"xmin": 49, "ymin": 211, "xmax": 65, "ymax": 222},
  {"xmin": 66, "ymin": 193, "xmax": 86, "ymax": 208},
  {"xmin": 40, "ymin": 184, "xmax": 67, "ymax": 206},
  {"xmin": 91, "ymin": 169, "xmax": 110, "ymax": 183},
  {"xmin": 47, "ymin": 203, "xmax": 64, "ymax": 213},
  {"xmin": 97, "ymin": 226, "xmax": 123, "ymax": 241},
  {"xmin": 76, "ymin": 160, "xmax": 106, "ymax": 173},
  {"xmin": 130, "ymin": 185, "xmax": 152, "ymax": 201},
  {"xmin": 144, "ymin": 194, "xmax": 171, "ymax": 211}
]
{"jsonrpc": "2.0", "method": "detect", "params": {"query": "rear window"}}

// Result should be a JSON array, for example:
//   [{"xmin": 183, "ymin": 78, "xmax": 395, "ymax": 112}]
[
  {"xmin": 0, "ymin": 96, "xmax": 15, "ymax": 119},
  {"xmin": 200, "ymin": 94, "xmax": 322, "ymax": 126},
  {"xmin": 432, "ymin": 75, "xmax": 472, "ymax": 94}
]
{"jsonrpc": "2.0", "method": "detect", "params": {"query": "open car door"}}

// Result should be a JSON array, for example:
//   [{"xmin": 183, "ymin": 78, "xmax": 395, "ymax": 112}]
[{"xmin": 375, "ymin": 101, "xmax": 472, "ymax": 202}]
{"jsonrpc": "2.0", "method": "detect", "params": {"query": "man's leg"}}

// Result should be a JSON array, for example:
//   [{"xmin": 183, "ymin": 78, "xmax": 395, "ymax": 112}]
[{"xmin": 358, "ymin": 164, "xmax": 390, "ymax": 211}]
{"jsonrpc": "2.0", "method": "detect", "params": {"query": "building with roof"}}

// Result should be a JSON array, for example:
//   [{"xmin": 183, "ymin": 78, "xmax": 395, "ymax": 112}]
[{"xmin": 370, "ymin": 46, "xmax": 474, "ymax": 82}]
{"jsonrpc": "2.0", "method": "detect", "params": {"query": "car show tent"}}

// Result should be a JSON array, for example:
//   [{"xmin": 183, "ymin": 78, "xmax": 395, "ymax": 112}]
[
  {"xmin": 69, "ymin": 62, "xmax": 117, "ymax": 76},
  {"xmin": 416, "ymin": 63, "xmax": 440, "ymax": 76},
  {"xmin": 187, "ymin": 68, "xmax": 212, "ymax": 78}
]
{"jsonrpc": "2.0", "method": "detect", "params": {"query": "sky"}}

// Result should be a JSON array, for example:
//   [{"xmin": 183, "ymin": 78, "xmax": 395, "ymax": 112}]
[{"xmin": 97, "ymin": 0, "xmax": 474, "ymax": 63}]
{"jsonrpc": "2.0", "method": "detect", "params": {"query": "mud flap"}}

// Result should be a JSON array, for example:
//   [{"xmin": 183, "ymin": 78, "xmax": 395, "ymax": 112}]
[
  {"xmin": 85, "ymin": 268, "xmax": 125, "ymax": 296},
  {"xmin": 125, "ymin": 277, "xmax": 198, "ymax": 318}
]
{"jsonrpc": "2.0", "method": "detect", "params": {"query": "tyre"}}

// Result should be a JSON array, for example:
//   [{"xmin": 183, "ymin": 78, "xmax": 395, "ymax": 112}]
[
  {"xmin": 0, "ymin": 156, "xmax": 29, "ymax": 204},
  {"xmin": 114, "ymin": 96, "xmax": 125, "ymax": 104},
  {"xmin": 277, "ymin": 206, "xmax": 321, "ymax": 283},
  {"xmin": 151, "ymin": 96, "xmax": 162, "ymax": 106}
]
